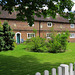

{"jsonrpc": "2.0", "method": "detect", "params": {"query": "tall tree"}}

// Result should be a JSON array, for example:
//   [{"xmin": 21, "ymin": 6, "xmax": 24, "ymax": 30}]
[
  {"xmin": 3, "ymin": 21, "xmax": 15, "ymax": 50},
  {"xmin": 0, "ymin": 0, "xmax": 75, "ymax": 26}
]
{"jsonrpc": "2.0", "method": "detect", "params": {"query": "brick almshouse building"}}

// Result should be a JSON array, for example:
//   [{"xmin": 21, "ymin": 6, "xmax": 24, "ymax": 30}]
[{"xmin": 0, "ymin": 7, "xmax": 75, "ymax": 43}]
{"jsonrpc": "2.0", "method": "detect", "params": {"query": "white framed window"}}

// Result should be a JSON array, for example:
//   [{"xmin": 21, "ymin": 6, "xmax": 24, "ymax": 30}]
[
  {"xmin": 27, "ymin": 33, "xmax": 35, "ymax": 39},
  {"xmin": 28, "ymin": 23, "xmax": 34, "ymax": 27},
  {"xmin": 46, "ymin": 33, "xmax": 51, "ymax": 38},
  {"xmin": 32, "ymin": 24, "xmax": 34, "ymax": 27},
  {"xmin": 70, "ymin": 33, "xmax": 75, "ymax": 38},
  {"xmin": 47, "ymin": 22, "xmax": 52, "ymax": 27},
  {"xmin": 70, "ymin": 24, "xmax": 74, "ymax": 28}
]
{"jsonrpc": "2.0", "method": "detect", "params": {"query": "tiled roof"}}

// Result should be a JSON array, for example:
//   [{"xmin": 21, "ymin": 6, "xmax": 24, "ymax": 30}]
[{"xmin": 0, "ymin": 6, "xmax": 72, "ymax": 23}]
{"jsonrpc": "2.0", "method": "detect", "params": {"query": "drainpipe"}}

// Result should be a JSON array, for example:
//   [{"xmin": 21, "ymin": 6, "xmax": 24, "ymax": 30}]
[{"xmin": 39, "ymin": 21, "xmax": 41, "ymax": 37}]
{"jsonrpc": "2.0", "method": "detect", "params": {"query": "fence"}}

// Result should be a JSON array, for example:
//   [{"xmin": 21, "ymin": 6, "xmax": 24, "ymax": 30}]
[{"xmin": 35, "ymin": 63, "xmax": 75, "ymax": 75}]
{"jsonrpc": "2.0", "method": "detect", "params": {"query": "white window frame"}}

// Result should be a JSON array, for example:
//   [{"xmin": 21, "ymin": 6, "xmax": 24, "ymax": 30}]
[
  {"xmin": 28, "ymin": 23, "xmax": 34, "ymax": 27},
  {"xmin": 70, "ymin": 33, "xmax": 75, "ymax": 38},
  {"xmin": 47, "ymin": 22, "xmax": 52, "ymax": 27},
  {"xmin": 46, "ymin": 33, "xmax": 51, "ymax": 38},
  {"xmin": 70, "ymin": 24, "xmax": 74, "ymax": 28},
  {"xmin": 27, "ymin": 33, "xmax": 35, "ymax": 39},
  {"xmin": 32, "ymin": 24, "xmax": 34, "ymax": 26}
]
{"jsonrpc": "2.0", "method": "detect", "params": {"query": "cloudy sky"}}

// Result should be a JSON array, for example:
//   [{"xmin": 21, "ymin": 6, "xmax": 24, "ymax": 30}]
[
  {"xmin": 72, "ymin": 0, "xmax": 75, "ymax": 11},
  {"xmin": 43, "ymin": 0, "xmax": 75, "ymax": 12}
]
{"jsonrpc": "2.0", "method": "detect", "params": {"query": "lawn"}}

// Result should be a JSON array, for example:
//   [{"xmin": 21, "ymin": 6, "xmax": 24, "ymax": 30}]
[{"xmin": 0, "ymin": 43, "xmax": 75, "ymax": 75}]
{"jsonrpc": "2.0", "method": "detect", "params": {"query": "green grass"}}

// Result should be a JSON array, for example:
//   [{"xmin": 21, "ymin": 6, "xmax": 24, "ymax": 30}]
[{"xmin": 0, "ymin": 43, "xmax": 75, "ymax": 75}]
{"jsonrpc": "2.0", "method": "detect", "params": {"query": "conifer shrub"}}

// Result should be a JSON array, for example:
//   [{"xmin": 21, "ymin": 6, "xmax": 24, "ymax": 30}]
[
  {"xmin": 0, "ymin": 21, "xmax": 15, "ymax": 51},
  {"xmin": 0, "ymin": 22, "xmax": 5, "ymax": 51},
  {"xmin": 12, "ymin": 42, "xmax": 17, "ymax": 49},
  {"xmin": 3, "ymin": 21, "xmax": 15, "ymax": 50}
]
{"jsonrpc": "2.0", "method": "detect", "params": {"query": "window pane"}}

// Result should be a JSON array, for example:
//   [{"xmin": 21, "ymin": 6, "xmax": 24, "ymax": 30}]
[
  {"xmin": 47, "ymin": 33, "xmax": 51, "ymax": 38},
  {"xmin": 70, "ymin": 33, "xmax": 75, "ymax": 38},
  {"xmin": 47, "ymin": 22, "xmax": 52, "ymax": 27},
  {"xmin": 28, "ymin": 33, "xmax": 35, "ymax": 38},
  {"xmin": 70, "ymin": 24, "xmax": 74, "ymax": 28}
]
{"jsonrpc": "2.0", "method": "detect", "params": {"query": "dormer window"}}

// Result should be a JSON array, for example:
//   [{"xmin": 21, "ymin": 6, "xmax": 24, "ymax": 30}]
[
  {"xmin": 70, "ymin": 24, "xmax": 74, "ymax": 28},
  {"xmin": 47, "ymin": 22, "xmax": 52, "ymax": 27}
]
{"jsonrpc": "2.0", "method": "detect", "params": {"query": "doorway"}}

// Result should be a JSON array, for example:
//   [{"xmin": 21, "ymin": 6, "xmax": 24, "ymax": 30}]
[
  {"xmin": 17, "ymin": 34, "xmax": 20, "ymax": 44},
  {"xmin": 16, "ymin": 32, "xmax": 21, "ymax": 44}
]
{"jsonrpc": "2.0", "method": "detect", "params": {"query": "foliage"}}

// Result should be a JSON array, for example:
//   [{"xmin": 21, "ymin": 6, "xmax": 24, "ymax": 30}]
[
  {"xmin": 47, "ymin": 31, "xmax": 69, "ymax": 53},
  {"xmin": 0, "ymin": 22, "xmax": 5, "ymax": 51},
  {"xmin": 25, "ymin": 30, "xmax": 69, "ymax": 53},
  {"xmin": 0, "ymin": 37, "xmax": 5, "ymax": 51},
  {"xmin": 0, "ymin": 21, "xmax": 15, "ymax": 51},
  {"xmin": 12, "ymin": 42, "xmax": 17, "ymax": 49},
  {"xmin": 58, "ymin": 31, "xmax": 69, "ymax": 51},
  {"xmin": 0, "ymin": 0, "xmax": 74, "ymax": 26},
  {"xmin": 25, "ymin": 37, "xmax": 48, "ymax": 52},
  {"xmin": 3, "ymin": 21, "xmax": 15, "ymax": 50}
]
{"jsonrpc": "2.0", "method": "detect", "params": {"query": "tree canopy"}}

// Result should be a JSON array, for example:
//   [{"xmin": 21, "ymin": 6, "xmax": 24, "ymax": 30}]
[{"xmin": 0, "ymin": 0, "xmax": 75, "ymax": 26}]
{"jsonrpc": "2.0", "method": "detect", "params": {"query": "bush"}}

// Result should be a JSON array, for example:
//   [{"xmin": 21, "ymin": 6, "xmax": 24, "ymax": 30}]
[
  {"xmin": 47, "ymin": 39, "xmax": 61, "ymax": 53},
  {"xmin": 0, "ymin": 21, "xmax": 15, "ymax": 51},
  {"xmin": 12, "ymin": 42, "xmax": 17, "ymax": 49},
  {"xmin": 25, "ymin": 37, "xmax": 48, "ymax": 52},
  {"xmin": 0, "ymin": 37, "xmax": 5, "ymax": 51},
  {"xmin": 3, "ymin": 21, "xmax": 15, "ymax": 50},
  {"xmin": 47, "ymin": 31, "xmax": 69, "ymax": 53},
  {"xmin": 25, "ymin": 31, "xmax": 69, "ymax": 53},
  {"xmin": 0, "ymin": 22, "xmax": 5, "ymax": 51},
  {"xmin": 58, "ymin": 31, "xmax": 69, "ymax": 52}
]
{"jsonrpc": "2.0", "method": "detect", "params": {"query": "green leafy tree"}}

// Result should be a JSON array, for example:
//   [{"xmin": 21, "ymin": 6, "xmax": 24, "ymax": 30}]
[
  {"xmin": 0, "ymin": 21, "xmax": 5, "ymax": 51},
  {"xmin": 3, "ymin": 21, "xmax": 15, "ymax": 50},
  {"xmin": 0, "ymin": 0, "xmax": 74, "ymax": 26}
]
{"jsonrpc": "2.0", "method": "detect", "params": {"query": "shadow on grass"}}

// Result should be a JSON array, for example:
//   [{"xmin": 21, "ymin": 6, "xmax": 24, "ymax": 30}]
[{"xmin": 0, "ymin": 54, "xmax": 73, "ymax": 75}]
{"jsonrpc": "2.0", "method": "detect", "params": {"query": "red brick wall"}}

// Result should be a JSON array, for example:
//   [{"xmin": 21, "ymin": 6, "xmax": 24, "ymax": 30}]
[{"xmin": 1, "ymin": 19, "xmax": 75, "ymax": 42}]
